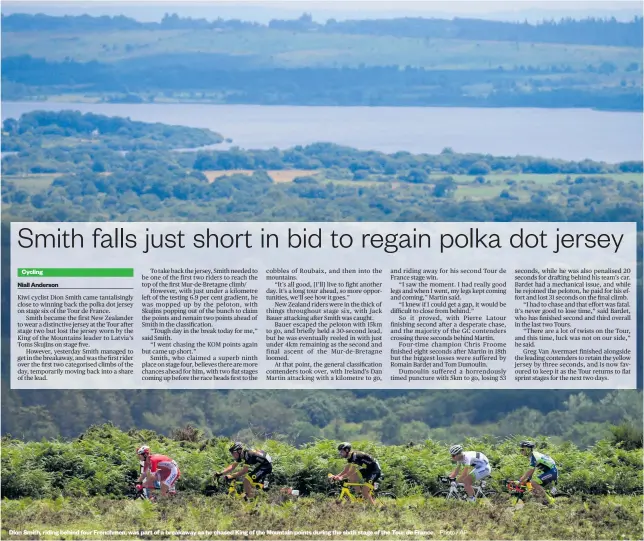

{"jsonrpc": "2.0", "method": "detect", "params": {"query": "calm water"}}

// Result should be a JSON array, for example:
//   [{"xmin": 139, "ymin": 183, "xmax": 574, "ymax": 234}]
[{"xmin": 2, "ymin": 102, "xmax": 642, "ymax": 162}]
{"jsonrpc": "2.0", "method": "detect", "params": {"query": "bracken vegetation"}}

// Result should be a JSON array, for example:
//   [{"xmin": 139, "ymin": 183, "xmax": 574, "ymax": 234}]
[
  {"xmin": 1, "ymin": 423, "xmax": 642, "ymax": 540},
  {"xmin": 2, "ymin": 423, "xmax": 642, "ymax": 499}
]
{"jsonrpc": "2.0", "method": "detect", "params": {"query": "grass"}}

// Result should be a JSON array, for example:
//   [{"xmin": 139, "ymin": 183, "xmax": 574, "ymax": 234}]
[
  {"xmin": 2, "ymin": 173, "xmax": 63, "ymax": 192},
  {"xmin": 2, "ymin": 29, "xmax": 642, "ymax": 70},
  {"xmin": 436, "ymin": 173, "xmax": 643, "ymax": 184},
  {"xmin": 1, "ymin": 495, "xmax": 642, "ymax": 540}
]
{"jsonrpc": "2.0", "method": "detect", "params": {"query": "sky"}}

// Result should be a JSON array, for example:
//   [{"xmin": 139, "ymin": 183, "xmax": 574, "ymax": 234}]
[{"xmin": 1, "ymin": 0, "xmax": 642, "ymax": 23}]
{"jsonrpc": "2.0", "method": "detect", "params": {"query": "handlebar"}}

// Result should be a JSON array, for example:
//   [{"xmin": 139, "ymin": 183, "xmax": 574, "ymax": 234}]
[
  {"xmin": 503, "ymin": 479, "xmax": 530, "ymax": 493},
  {"xmin": 437, "ymin": 475, "xmax": 457, "ymax": 483}
]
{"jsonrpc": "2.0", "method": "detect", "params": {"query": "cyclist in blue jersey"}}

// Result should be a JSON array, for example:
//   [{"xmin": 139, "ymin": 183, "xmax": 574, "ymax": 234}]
[{"xmin": 519, "ymin": 440, "xmax": 557, "ymax": 503}]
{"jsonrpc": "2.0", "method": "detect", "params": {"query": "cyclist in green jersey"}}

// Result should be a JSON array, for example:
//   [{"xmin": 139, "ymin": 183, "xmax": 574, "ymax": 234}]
[{"xmin": 519, "ymin": 440, "xmax": 557, "ymax": 504}]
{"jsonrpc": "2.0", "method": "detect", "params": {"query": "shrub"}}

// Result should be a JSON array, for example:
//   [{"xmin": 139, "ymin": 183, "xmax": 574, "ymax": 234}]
[{"xmin": 609, "ymin": 422, "xmax": 643, "ymax": 451}]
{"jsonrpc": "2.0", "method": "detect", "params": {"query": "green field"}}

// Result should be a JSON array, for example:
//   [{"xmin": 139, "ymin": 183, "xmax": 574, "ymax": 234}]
[
  {"xmin": 318, "ymin": 172, "xmax": 642, "ymax": 200},
  {"xmin": 2, "ymin": 495, "xmax": 643, "ymax": 540},
  {"xmin": 3, "ymin": 29, "xmax": 641, "ymax": 70},
  {"xmin": 2, "ymin": 173, "xmax": 63, "ymax": 192}
]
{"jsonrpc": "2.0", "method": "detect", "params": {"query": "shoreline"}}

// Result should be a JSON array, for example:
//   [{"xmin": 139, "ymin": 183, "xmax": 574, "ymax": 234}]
[{"xmin": 3, "ymin": 96, "xmax": 643, "ymax": 114}]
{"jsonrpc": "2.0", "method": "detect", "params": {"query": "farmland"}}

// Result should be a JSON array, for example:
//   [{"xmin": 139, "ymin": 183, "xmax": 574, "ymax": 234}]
[
  {"xmin": 2, "ymin": 13, "xmax": 642, "ymax": 110},
  {"xmin": 5, "ymin": 171, "xmax": 642, "ymax": 205},
  {"xmin": 3, "ymin": 29, "xmax": 641, "ymax": 71},
  {"xmin": 203, "ymin": 169, "xmax": 316, "ymax": 184}
]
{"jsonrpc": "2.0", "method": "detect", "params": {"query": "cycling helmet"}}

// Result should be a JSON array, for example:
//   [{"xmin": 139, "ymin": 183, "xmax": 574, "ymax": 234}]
[
  {"xmin": 520, "ymin": 440, "xmax": 536, "ymax": 449},
  {"xmin": 449, "ymin": 444, "xmax": 463, "ymax": 456},
  {"xmin": 337, "ymin": 442, "xmax": 352, "ymax": 453},
  {"xmin": 229, "ymin": 442, "xmax": 243, "ymax": 454},
  {"xmin": 136, "ymin": 445, "xmax": 150, "ymax": 456}
]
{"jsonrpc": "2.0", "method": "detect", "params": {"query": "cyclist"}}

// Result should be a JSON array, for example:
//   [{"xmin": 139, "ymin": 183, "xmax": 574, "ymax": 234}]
[
  {"xmin": 136, "ymin": 445, "xmax": 180, "ymax": 500},
  {"xmin": 518, "ymin": 440, "xmax": 557, "ymax": 504},
  {"xmin": 215, "ymin": 442, "xmax": 273, "ymax": 499},
  {"xmin": 448, "ymin": 444, "xmax": 491, "ymax": 503},
  {"xmin": 330, "ymin": 442, "xmax": 382, "ymax": 505}
]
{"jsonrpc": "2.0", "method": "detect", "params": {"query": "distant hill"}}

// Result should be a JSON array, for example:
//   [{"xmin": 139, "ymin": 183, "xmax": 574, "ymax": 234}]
[{"xmin": 2, "ymin": 12, "xmax": 642, "ymax": 47}]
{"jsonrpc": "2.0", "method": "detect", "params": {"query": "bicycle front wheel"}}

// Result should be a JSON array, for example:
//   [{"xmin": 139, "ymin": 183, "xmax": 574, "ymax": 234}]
[
  {"xmin": 375, "ymin": 491, "xmax": 396, "ymax": 500},
  {"xmin": 434, "ymin": 490, "xmax": 463, "ymax": 500}
]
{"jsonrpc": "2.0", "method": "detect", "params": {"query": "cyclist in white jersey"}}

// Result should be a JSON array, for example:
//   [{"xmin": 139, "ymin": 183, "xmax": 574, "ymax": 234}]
[{"xmin": 448, "ymin": 444, "xmax": 492, "ymax": 502}]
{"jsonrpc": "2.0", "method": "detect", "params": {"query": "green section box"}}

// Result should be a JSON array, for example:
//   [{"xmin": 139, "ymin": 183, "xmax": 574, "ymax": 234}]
[{"xmin": 17, "ymin": 268, "xmax": 134, "ymax": 278}]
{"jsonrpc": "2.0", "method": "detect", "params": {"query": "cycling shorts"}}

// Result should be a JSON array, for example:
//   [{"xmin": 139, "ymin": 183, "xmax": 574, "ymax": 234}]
[
  {"xmin": 359, "ymin": 466, "xmax": 382, "ymax": 484},
  {"xmin": 533, "ymin": 469, "xmax": 558, "ymax": 487},
  {"xmin": 158, "ymin": 461, "xmax": 180, "ymax": 488},
  {"xmin": 468, "ymin": 463, "xmax": 491, "ymax": 481},
  {"xmin": 249, "ymin": 462, "xmax": 272, "ymax": 484}
]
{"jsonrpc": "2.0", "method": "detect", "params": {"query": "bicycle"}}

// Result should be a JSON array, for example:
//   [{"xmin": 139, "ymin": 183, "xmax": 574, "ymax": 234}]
[
  {"xmin": 433, "ymin": 475, "xmax": 497, "ymax": 500},
  {"xmin": 132, "ymin": 482, "xmax": 177, "ymax": 502},
  {"xmin": 218, "ymin": 474, "xmax": 267, "ymax": 500},
  {"xmin": 503, "ymin": 478, "xmax": 568, "ymax": 505},
  {"xmin": 326, "ymin": 473, "xmax": 396, "ymax": 502},
  {"xmin": 132, "ymin": 484, "xmax": 149, "ymax": 500}
]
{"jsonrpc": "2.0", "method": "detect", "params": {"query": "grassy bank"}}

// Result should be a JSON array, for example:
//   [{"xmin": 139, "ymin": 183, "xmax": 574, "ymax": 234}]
[{"xmin": 2, "ymin": 495, "xmax": 643, "ymax": 540}]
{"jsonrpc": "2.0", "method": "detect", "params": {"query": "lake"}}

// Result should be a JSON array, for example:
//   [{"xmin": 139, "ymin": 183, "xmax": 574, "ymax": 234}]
[{"xmin": 2, "ymin": 102, "xmax": 642, "ymax": 162}]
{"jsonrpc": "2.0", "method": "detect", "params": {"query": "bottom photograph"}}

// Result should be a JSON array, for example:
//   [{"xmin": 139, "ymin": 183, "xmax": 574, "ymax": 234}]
[{"xmin": 1, "ymin": 389, "xmax": 643, "ymax": 540}]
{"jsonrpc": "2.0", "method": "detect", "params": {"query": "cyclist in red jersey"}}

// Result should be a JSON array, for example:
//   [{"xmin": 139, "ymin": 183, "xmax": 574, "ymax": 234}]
[{"xmin": 136, "ymin": 445, "xmax": 180, "ymax": 499}]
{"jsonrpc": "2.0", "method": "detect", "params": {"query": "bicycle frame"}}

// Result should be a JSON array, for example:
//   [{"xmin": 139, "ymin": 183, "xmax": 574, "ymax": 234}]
[
  {"xmin": 225, "ymin": 474, "xmax": 265, "ymax": 499},
  {"xmin": 328, "ymin": 473, "xmax": 375, "ymax": 502},
  {"xmin": 437, "ymin": 476, "xmax": 488, "ymax": 500},
  {"xmin": 135, "ymin": 482, "xmax": 176, "ymax": 501},
  {"xmin": 504, "ymin": 479, "xmax": 535, "ymax": 504}
]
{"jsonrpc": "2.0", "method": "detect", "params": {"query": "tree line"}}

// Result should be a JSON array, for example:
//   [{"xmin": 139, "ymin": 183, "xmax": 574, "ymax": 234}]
[
  {"xmin": 1, "ymin": 110, "xmax": 222, "ymax": 152},
  {"xmin": 2, "ymin": 12, "xmax": 642, "ymax": 47},
  {"xmin": 3, "ymin": 55, "xmax": 641, "ymax": 111}
]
